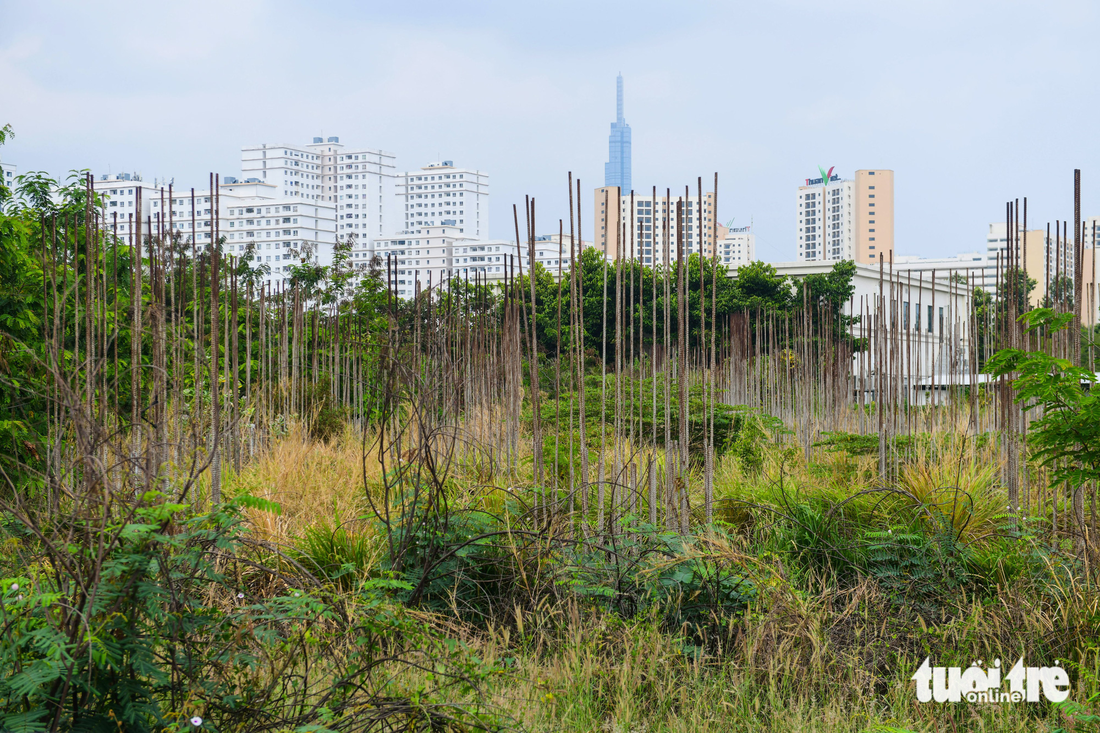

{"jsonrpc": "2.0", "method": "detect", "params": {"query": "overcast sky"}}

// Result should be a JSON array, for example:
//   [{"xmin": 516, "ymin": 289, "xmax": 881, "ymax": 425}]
[{"xmin": 2, "ymin": 0, "xmax": 1097, "ymax": 261}]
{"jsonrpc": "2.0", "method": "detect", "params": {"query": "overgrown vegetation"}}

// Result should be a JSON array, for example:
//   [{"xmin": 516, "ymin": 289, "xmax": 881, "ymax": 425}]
[{"xmin": 2, "ymin": 145, "xmax": 1099, "ymax": 731}]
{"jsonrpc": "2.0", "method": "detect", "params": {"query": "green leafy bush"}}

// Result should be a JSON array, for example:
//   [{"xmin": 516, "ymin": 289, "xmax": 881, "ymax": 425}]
[
  {"xmin": 861, "ymin": 516, "xmax": 971, "ymax": 615},
  {"xmin": 302, "ymin": 375, "xmax": 348, "ymax": 442},
  {"xmin": 561, "ymin": 525, "xmax": 756, "ymax": 653},
  {"xmin": 0, "ymin": 493, "xmax": 498, "ymax": 731},
  {"xmin": 381, "ymin": 484, "xmax": 510, "ymax": 621}
]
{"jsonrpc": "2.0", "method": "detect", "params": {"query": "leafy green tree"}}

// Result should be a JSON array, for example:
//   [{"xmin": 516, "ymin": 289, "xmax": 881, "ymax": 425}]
[
  {"xmin": 0, "ymin": 167, "xmax": 106, "ymax": 493},
  {"xmin": 987, "ymin": 309, "xmax": 1100, "ymax": 496},
  {"xmin": 0, "ymin": 124, "xmax": 12, "ymax": 210},
  {"xmin": 729, "ymin": 260, "xmax": 793, "ymax": 312}
]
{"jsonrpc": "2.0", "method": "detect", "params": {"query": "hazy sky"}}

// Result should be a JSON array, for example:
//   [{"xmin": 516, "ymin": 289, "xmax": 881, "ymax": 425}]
[{"xmin": 2, "ymin": 0, "xmax": 1097, "ymax": 261}]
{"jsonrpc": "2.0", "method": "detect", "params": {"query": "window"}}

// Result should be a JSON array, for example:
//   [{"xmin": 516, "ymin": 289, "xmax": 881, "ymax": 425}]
[{"xmin": 927, "ymin": 305, "xmax": 933, "ymax": 333}]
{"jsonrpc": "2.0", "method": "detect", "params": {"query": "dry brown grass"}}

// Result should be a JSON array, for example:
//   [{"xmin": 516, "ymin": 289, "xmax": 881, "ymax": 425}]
[
  {"xmin": 896, "ymin": 433, "xmax": 1006, "ymax": 542},
  {"xmin": 223, "ymin": 422, "xmax": 383, "ymax": 545}
]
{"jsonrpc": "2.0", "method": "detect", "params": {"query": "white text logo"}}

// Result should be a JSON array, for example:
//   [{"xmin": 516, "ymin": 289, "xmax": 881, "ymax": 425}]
[{"xmin": 912, "ymin": 657, "xmax": 1070, "ymax": 703}]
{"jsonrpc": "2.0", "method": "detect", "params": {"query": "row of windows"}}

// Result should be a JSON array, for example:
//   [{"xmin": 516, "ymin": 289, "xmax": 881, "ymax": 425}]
[
  {"xmin": 228, "ymin": 217, "xmax": 297, "ymax": 226},
  {"xmin": 406, "ymin": 173, "xmax": 466, "ymax": 182},
  {"xmin": 276, "ymin": 149, "xmax": 318, "ymax": 162},
  {"xmin": 338, "ymin": 152, "xmax": 389, "ymax": 163},
  {"xmin": 406, "ymin": 191, "xmax": 465, "ymax": 201}
]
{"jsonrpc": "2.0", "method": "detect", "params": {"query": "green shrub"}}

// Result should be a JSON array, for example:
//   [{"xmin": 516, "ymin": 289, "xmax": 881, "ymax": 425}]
[
  {"xmin": 561, "ymin": 525, "xmax": 756, "ymax": 654},
  {"xmin": 860, "ymin": 516, "xmax": 970, "ymax": 615},
  {"xmin": 295, "ymin": 513, "xmax": 377, "ymax": 591},
  {"xmin": 815, "ymin": 430, "xmax": 919, "ymax": 457},
  {"xmin": 0, "ymin": 494, "xmax": 499, "ymax": 731},
  {"xmin": 779, "ymin": 500, "xmax": 862, "ymax": 583},
  {"xmin": 731, "ymin": 410, "xmax": 767, "ymax": 474},
  {"xmin": 381, "ymin": 483, "xmax": 511, "ymax": 621},
  {"xmin": 302, "ymin": 375, "xmax": 347, "ymax": 442}
]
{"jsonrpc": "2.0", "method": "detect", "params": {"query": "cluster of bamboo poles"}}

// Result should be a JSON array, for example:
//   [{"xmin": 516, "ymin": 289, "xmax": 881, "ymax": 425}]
[{"xmin": 32, "ymin": 169, "xmax": 1097, "ymax": 539}]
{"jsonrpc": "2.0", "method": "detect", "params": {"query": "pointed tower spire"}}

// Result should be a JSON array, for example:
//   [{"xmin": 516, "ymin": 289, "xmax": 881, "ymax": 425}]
[{"xmin": 616, "ymin": 73, "xmax": 624, "ymax": 123}]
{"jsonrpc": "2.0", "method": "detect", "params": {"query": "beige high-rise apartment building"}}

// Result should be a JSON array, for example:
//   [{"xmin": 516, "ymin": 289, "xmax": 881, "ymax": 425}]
[
  {"xmin": 853, "ymin": 169, "xmax": 893, "ymax": 264},
  {"xmin": 596, "ymin": 185, "xmax": 717, "ymax": 263},
  {"xmin": 595, "ymin": 186, "xmax": 623, "ymax": 259}
]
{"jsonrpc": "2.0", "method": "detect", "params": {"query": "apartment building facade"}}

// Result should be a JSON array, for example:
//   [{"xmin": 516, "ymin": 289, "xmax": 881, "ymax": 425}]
[
  {"xmin": 715, "ymin": 225, "xmax": 755, "ymax": 268},
  {"xmin": 797, "ymin": 167, "xmax": 893, "ymax": 264},
  {"xmin": 96, "ymin": 176, "xmax": 335, "ymax": 289},
  {"xmin": 242, "ymin": 136, "xmax": 397, "ymax": 247},
  {"xmin": 595, "ymin": 186, "xmax": 717, "ymax": 263},
  {"xmin": 396, "ymin": 161, "xmax": 488, "ymax": 240},
  {"xmin": 1, "ymin": 161, "xmax": 16, "ymax": 194}
]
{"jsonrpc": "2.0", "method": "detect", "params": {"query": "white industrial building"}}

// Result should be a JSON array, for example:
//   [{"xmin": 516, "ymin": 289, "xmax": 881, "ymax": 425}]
[{"xmin": 755, "ymin": 261, "xmax": 972, "ymax": 402}]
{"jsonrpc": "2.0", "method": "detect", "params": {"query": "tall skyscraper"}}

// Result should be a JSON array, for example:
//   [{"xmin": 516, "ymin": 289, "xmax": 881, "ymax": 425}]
[{"xmin": 604, "ymin": 74, "xmax": 631, "ymax": 192}]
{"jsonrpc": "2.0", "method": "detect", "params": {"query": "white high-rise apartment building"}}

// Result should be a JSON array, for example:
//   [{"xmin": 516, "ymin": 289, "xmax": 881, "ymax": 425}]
[
  {"xmin": 527, "ymin": 234, "xmax": 584, "ymax": 274},
  {"xmin": 96, "ymin": 176, "xmax": 335, "ymax": 289},
  {"xmin": 0, "ymin": 161, "xmax": 15, "ymax": 212},
  {"xmin": 1087, "ymin": 216, "xmax": 1100, "ymax": 252},
  {"xmin": 892, "ymin": 216, "xmax": 1100, "ymax": 307},
  {"xmin": 217, "ymin": 182, "xmax": 336, "ymax": 287},
  {"xmin": 97, "ymin": 174, "xmax": 173, "ymax": 239},
  {"xmin": 363, "ymin": 228, "xmax": 579, "ymax": 300},
  {"xmin": 241, "ymin": 142, "xmax": 325, "ymax": 201},
  {"xmin": 716, "ymin": 225, "xmax": 755, "ymax": 267},
  {"xmin": 396, "ymin": 161, "xmax": 488, "ymax": 239},
  {"xmin": 797, "ymin": 171, "xmax": 854, "ymax": 262},
  {"xmin": 986, "ymin": 218, "xmax": 1100, "ymax": 306},
  {"xmin": 242, "ymin": 136, "xmax": 396, "ymax": 245},
  {"xmin": 797, "ymin": 168, "xmax": 894, "ymax": 263},
  {"xmin": 371, "ymin": 224, "xmax": 507, "ymax": 299}
]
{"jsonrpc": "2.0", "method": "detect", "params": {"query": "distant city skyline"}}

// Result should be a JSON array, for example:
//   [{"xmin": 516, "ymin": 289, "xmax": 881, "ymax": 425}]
[{"xmin": 2, "ymin": 1, "xmax": 1098, "ymax": 263}]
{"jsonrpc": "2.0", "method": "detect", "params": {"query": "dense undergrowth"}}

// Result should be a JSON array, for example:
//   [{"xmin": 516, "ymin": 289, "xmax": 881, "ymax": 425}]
[
  {"xmin": 220, "ymin": 424, "xmax": 1100, "ymax": 732},
  {"xmin": 3, "ymin": 406, "xmax": 1100, "ymax": 731}
]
